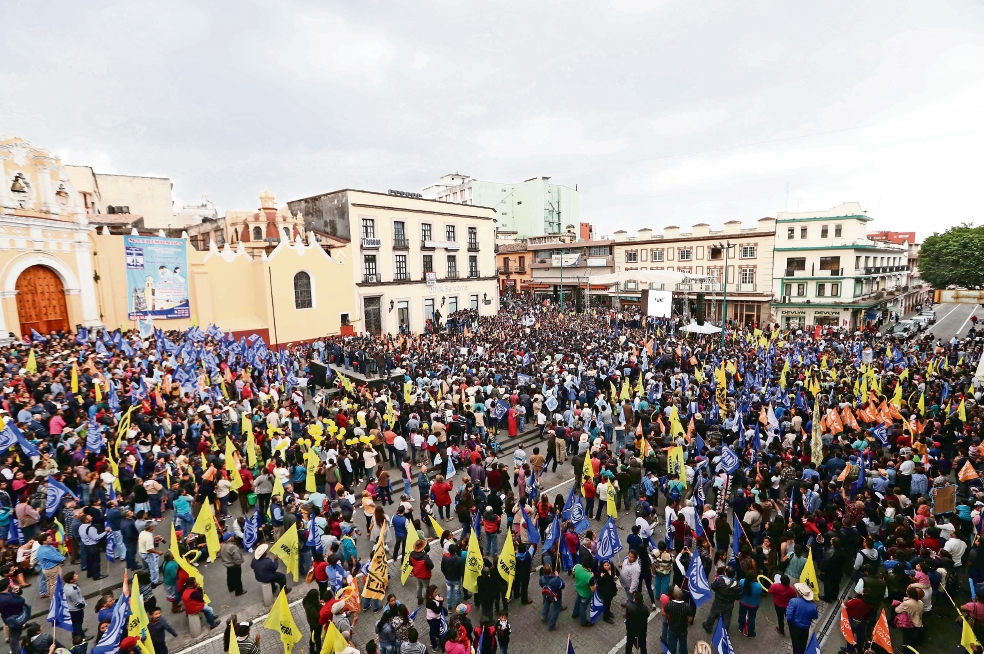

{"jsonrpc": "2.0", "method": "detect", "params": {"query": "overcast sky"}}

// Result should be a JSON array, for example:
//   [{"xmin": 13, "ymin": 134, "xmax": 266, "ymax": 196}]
[{"xmin": 3, "ymin": 1, "xmax": 983, "ymax": 237}]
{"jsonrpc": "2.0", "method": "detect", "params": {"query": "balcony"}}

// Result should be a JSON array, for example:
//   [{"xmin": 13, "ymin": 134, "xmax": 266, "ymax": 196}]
[
  {"xmin": 361, "ymin": 237, "xmax": 382, "ymax": 249},
  {"xmin": 514, "ymin": 266, "xmax": 526, "ymax": 273},
  {"xmin": 736, "ymin": 282, "xmax": 757, "ymax": 292},
  {"xmin": 784, "ymin": 269, "xmax": 806, "ymax": 277},
  {"xmin": 363, "ymin": 273, "xmax": 380, "ymax": 284},
  {"xmin": 468, "ymin": 270, "xmax": 479, "ymax": 278},
  {"xmin": 421, "ymin": 240, "xmax": 435, "ymax": 250},
  {"xmin": 445, "ymin": 270, "xmax": 459, "ymax": 279},
  {"xmin": 393, "ymin": 239, "xmax": 410, "ymax": 250},
  {"xmin": 822, "ymin": 268, "xmax": 843, "ymax": 276},
  {"xmin": 497, "ymin": 267, "xmax": 512, "ymax": 274},
  {"xmin": 394, "ymin": 272, "xmax": 410, "ymax": 281},
  {"xmin": 468, "ymin": 241, "xmax": 480, "ymax": 252}
]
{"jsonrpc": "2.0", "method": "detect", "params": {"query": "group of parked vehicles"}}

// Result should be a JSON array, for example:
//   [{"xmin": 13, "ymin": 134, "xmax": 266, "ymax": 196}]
[{"xmin": 888, "ymin": 308, "xmax": 937, "ymax": 336}]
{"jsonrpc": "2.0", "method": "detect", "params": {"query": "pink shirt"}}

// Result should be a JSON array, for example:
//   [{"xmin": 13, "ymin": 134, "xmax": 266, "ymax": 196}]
[{"xmin": 49, "ymin": 415, "xmax": 66, "ymax": 436}]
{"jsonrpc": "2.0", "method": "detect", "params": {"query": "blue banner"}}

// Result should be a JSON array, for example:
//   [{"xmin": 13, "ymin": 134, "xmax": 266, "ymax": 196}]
[{"xmin": 124, "ymin": 235, "xmax": 190, "ymax": 320}]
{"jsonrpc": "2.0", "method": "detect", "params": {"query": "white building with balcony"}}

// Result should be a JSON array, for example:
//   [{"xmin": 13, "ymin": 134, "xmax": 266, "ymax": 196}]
[
  {"xmin": 770, "ymin": 202, "xmax": 911, "ymax": 330},
  {"xmin": 611, "ymin": 219, "xmax": 777, "ymax": 326}
]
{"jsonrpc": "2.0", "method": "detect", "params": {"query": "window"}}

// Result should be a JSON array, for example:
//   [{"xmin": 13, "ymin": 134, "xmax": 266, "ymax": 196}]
[
  {"xmin": 787, "ymin": 227, "xmax": 795, "ymax": 239},
  {"xmin": 708, "ymin": 247, "xmax": 723, "ymax": 261},
  {"xmin": 652, "ymin": 249, "xmax": 664, "ymax": 262},
  {"xmin": 363, "ymin": 255, "xmax": 377, "ymax": 282},
  {"xmin": 252, "ymin": 226, "xmax": 263, "ymax": 240},
  {"xmin": 797, "ymin": 283, "xmax": 806, "ymax": 296},
  {"xmin": 835, "ymin": 225, "xmax": 842, "ymax": 237},
  {"xmin": 421, "ymin": 223, "xmax": 432, "ymax": 242},
  {"xmin": 340, "ymin": 313, "xmax": 350, "ymax": 326},
  {"xmin": 784, "ymin": 283, "xmax": 806, "ymax": 297},
  {"xmin": 625, "ymin": 250, "xmax": 638, "ymax": 263},
  {"xmin": 588, "ymin": 246, "xmax": 611, "ymax": 256},
  {"xmin": 821, "ymin": 225, "xmax": 829, "ymax": 238},
  {"xmin": 468, "ymin": 255, "xmax": 478, "ymax": 278},
  {"xmin": 293, "ymin": 272, "xmax": 312, "ymax": 309},
  {"xmin": 740, "ymin": 268, "xmax": 755, "ymax": 284},
  {"xmin": 395, "ymin": 254, "xmax": 408, "ymax": 280},
  {"xmin": 679, "ymin": 248, "xmax": 692, "ymax": 261},
  {"xmin": 468, "ymin": 227, "xmax": 478, "ymax": 249},
  {"xmin": 446, "ymin": 225, "xmax": 456, "ymax": 242},
  {"xmin": 519, "ymin": 255, "xmax": 525, "ymax": 269},
  {"xmin": 422, "ymin": 254, "xmax": 434, "ymax": 274},
  {"xmin": 800, "ymin": 227, "xmax": 808, "ymax": 239},
  {"xmin": 785, "ymin": 257, "xmax": 806, "ymax": 273},
  {"xmin": 819, "ymin": 256, "xmax": 841, "ymax": 273},
  {"xmin": 856, "ymin": 256, "xmax": 862, "ymax": 270},
  {"xmin": 446, "ymin": 255, "xmax": 458, "ymax": 278},
  {"xmin": 817, "ymin": 283, "xmax": 826, "ymax": 297},
  {"xmin": 740, "ymin": 245, "xmax": 756, "ymax": 258},
  {"xmin": 830, "ymin": 283, "xmax": 841, "ymax": 296},
  {"xmin": 448, "ymin": 296, "xmax": 457, "ymax": 313},
  {"xmin": 362, "ymin": 218, "xmax": 375, "ymax": 239},
  {"xmin": 470, "ymin": 294, "xmax": 479, "ymax": 310},
  {"xmin": 424, "ymin": 298, "xmax": 435, "ymax": 322},
  {"xmin": 394, "ymin": 221, "xmax": 407, "ymax": 247}
]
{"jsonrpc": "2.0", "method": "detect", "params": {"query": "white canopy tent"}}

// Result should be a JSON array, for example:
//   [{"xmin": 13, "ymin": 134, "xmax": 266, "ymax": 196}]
[{"xmin": 679, "ymin": 320, "xmax": 722, "ymax": 334}]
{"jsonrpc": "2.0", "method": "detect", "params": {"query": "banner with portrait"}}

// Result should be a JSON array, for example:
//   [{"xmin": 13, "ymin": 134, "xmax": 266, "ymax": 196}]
[{"xmin": 124, "ymin": 235, "xmax": 190, "ymax": 320}]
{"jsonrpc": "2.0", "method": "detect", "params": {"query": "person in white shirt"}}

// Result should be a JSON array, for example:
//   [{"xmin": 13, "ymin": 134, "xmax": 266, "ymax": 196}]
[{"xmin": 944, "ymin": 535, "xmax": 968, "ymax": 567}]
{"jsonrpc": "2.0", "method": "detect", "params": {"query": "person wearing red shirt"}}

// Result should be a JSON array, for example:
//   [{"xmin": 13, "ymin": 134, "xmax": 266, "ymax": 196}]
[
  {"xmin": 583, "ymin": 477, "xmax": 597, "ymax": 519},
  {"xmin": 181, "ymin": 578, "xmax": 218, "ymax": 628},
  {"xmin": 431, "ymin": 476, "xmax": 453, "ymax": 520},
  {"xmin": 768, "ymin": 575, "xmax": 799, "ymax": 636},
  {"xmin": 844, "ymin": 596, "xmax": 872, "ymax": 652}
]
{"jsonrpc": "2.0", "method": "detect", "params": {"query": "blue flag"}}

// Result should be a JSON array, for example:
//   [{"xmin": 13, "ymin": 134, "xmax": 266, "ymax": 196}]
[
  {"xmin": 3, "ymin": 422, "xmax": 39, "ymax": 457},
  {"xmin": 45, "ymin": 478, "xmax": 78, "ymax": 519},
  {"xmin": 243, "ymin": 507, "xmax": 259, "ymax": 552},
  {"xmin": 589, "ymin": 588, "xmax": 605, "ymax": 624},
  {"xmin": 306, "ymin": 518, "xmax": 323, "ymax": 553},
  {"xmin": 731, "ymin": 513, "xmax": 743, "ymax": 561},
  {"xmin": 6, "ymin": 511, "xmax": 21, "ymax": 545},
  {"xmin": 871, "ymin": 424, "xmax": 887, "ymax": 446},
  {"xmin": 107, "ymin": 381, "xmax": 120, "ymax": 413},
  {"xmin": 76, "ymin": 327, "xmax": 89, "ymax": 345},
  {"xmin": 30, "ymin": 328, "xmax": 47, "ymax": 343},
  {"xmin": 566, "ymin": 636, "xmax": 576, "ymax": 654},
  {"xmin": 713, "ymin": 615, "xmax": 735, "ymax": 654},
  {"xmin": 490, "ymin": 400, "xmax": 509, "ymax": 421},
  {"xmin": 560, "ymin": 535, "xmax": 575, "ymax": 572},
  {"xmin": 804, "ymin": 633, "xmax": 822, "ymax": 654},
  {"xmin": 86, "ymin": 416, "xmax": 104, "ymax": 454},
  {"xmin": 562, "ymin": 486, "xmax": 576, "ymax": 521},
  {"xmin": 328, "ymin": 562, "xmax": 347, "ymax": 594},
  {"xmin": 106, "ymin": 534, "xmax": 115, "ymax": 563},
  {"xmin": 91, "ymin": 582, "xmax": 132, "ymax": 654},
  {"xmin": 569, "ymin": 495, "xmax": 590, "ymax": 534},
  {"xmin": 520, "ymin": 505, "xmax": 540, "ymax": 546},
  {"xmin": 446, "ymin": 456, "xmax": 456, "ymax": 479},
  {"xmin": 596, "ymin": 517, "xmax": 623, "ymax": 561},
  {"xmin": 851, "ymin": 455, "xmax": 866, "ymax": 498},
  {"xmin": 528, "ymin": 471, "xmax": 539, "ymax": 501},
  {"xmin": 687, "ymin": 551, "xmax": 712, "ymax": 606},
  {"xmin": 438, "ymin": 607, "xmax": 449, "ymax": 636},
  {"xmin": 47, "ymin": 573, "xmax": 74, "ymax": 632},
  {"xmin": 542, "ymin": 514, "xmax": 561, "ymax": 553},
  {"xmin": 719, "ymin": 444, "xmax": 740, "ymax": 474}
]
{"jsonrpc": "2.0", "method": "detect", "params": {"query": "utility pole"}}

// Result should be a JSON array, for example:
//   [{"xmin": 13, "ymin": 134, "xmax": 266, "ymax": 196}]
[{"xmin": 716, "ymin": 241, "xmax": 736, "ymax": 349}]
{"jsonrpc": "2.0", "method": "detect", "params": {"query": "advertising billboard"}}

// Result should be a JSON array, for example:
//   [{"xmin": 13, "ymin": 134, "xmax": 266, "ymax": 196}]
[
  {"xmin": 647, "ymin": 290, "xmax": 672, "ymax": 318},
  {"xmin": 124, "ymin": 235, "xmax": 191, "ymax": 320}
]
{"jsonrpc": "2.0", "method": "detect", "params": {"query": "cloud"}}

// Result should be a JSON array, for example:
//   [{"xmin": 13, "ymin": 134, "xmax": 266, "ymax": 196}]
[
  {"xmin": 609, "ymin": 0, "xmax": 670, "ymax": 14},
  {"xmin": 411, "ymin": 52, "xmax": 430, "ymax": 70},
  {"xmin": 476, "ymin": 117, "xmax": 627, "ymax": 159},
  {"xmin": 647, "ymin": 108, "xmax": 731, "ymax": 137}
]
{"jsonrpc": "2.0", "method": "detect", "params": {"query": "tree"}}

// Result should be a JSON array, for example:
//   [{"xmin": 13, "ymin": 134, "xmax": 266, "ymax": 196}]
[{"xmin": 917, "ymin": 223, "xmax": 984, "ymax": 289}]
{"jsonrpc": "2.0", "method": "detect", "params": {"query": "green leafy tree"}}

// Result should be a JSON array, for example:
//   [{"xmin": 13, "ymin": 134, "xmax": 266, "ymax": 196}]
[{"xmin": 917, "ymin": 223, "xmax": 984, "ymax": 289}]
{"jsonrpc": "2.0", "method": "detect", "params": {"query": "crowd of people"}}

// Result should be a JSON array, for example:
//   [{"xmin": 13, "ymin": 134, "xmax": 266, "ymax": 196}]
[{"xmin": 0, "ymin": 296, "xmax": 979, "ymax": 654}]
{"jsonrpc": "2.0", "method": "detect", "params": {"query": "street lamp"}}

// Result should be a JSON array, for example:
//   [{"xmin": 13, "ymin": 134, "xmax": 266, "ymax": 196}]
[{"xmin": 714, "ymin": 241, "xmax": 736, "ymax": 348}]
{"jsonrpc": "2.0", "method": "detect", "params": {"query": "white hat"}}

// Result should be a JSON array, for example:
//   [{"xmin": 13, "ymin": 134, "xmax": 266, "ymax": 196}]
[{"xmin": 254, "ymin": 544, "xmax": 270, "ymax": 560}]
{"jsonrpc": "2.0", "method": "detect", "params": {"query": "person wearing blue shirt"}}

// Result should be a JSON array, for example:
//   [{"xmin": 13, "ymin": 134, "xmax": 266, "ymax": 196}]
[
  {"xmin": 786, "ymin": 583, "xmax": 819, "ymax": 654},
  {"xmin": 35, "ymin": 533, "xmax": 65, "ymax": 598},
  {"xmin": 391, "ymin": 507, "xmax": 409, "ymax": 561},
  {"xmin": 737, "ymin": 576, "xmax": 763, "ymax": 637}
]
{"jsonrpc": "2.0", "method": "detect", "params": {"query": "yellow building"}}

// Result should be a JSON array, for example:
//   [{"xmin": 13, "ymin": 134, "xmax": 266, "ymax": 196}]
[{"xmin": 0, "ymin": 135, "xmax": 356, "ymax": 344}]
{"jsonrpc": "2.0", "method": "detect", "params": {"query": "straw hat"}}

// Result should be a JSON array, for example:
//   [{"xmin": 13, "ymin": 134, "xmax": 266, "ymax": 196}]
[{"xmin": 794, "ymin": 582, "xmax": 814, "ymax": 601}]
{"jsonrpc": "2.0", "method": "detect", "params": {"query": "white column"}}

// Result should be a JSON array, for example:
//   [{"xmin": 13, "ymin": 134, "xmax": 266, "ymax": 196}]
[{"xmin": 73, "ymin": 237, "xmax": 101, "ymax": 326}]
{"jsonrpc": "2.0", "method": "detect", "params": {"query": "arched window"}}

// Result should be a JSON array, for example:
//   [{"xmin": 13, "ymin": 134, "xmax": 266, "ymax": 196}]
[
  {"xmin": 294, "ymin": 271, "xmax": 312, "ymax": 309},
  {"xmin": 252, "ymin": 226, "xmax": 263, "ymax": 241}
]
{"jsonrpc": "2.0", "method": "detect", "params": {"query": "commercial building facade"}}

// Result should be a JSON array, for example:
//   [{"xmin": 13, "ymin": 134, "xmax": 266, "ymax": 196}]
[
  {"xmin": 770, "ymin": 202, "xmax": 912, "ymax": 330},
  {"xmin": 612, "ymin": 219, "xmax": 777, "ymax": 326},
  {"xmin": 525, "ymin": 233, "xmax": 615, "ymax": 310},
  {"xmin": 289, "ymin": 190, "xmax": 499, "ymax": 335},
  {"xmin": 422, "ymin": 173, "xmax": 579, "ymax": 239}
]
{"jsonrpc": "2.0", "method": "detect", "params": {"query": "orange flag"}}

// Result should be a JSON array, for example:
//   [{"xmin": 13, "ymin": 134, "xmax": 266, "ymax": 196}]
[
  {"xmin": 838, "ymin": 464, "xmax": 851, "ymax": 482},
  {"xmin": 959, "ymin": 461, "xmax": 980, "ymax": 482},
  {"xmin": 841, "ymin": 406, "xmax": 860, "ymax": 431},
  {"xmin": 887, "ymin": 402, "xmax": 903, "ymax": 421},
  {"xmin": 827, "ymin": 409, "xmax": 844, "ymax": 434},
  {"xmin": 686, "ymin": 418, "xmax": 696, "ymax": 442},
  {"xmin": 872, "ymin": 609, "xmax": 892, "ymax": 653},
  {"xmin": 857, "ymin": 405, "xmax": 875, "ymax": 424},
  {"xmin": 840, "ymin": 602, "xmax": 856, "ymax": 645}
]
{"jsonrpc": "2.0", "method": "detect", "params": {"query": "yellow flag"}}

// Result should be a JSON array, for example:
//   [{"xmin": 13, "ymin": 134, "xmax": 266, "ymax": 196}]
[
  {"xmin": 169, "ymin": 522, "xmax": 210, "ymax": 602},
  {"xmin": 26, "ymin": 349, "xmax": 37, "ymax": 374},
  {"xmin": 462, "ymin": 530, "xmax": 483, "ymax": 593},
  {"xmin": 964, "ymin": 615, "xmax": 982, "ymax": 654},
  {"xmin": 272, "ymin": 472, "xmax": 286, "ymax": 499},
  {"xmin": 225, "ymin": 438, "xmax": 243, "ymax": 491},
  {"xmin": 94, "ymin": 379, "xmax": 102, "ymax": 403},
  {"xmin": 428, "ymin": 515, "xmax": 445, "ymax": 538},
  {"xmin": 918, "ymin": 392, "xmax": 925, "ymax": 416},
  {"xmin": 959, "ymin": 399, "xmax": 968, "ymax": 423},
  {"xmin": 900, "ymin": 368, "xmax": 910, "ymax": 381},
  {"xmin": 321, "ymin": 622, "xmax": 349, "ymax": 654},
  {"xmin": 305, "ymin": 449, "xmax": 319, "ymax": 493},
  {"xmin": 362, "ymin": 527, "xmax": 389, "ymax": 601},
  {"xmin": 192, "ymin": 499, "xmax": 221, "ymax": 562},
  {"xmin": 190, "ymin": 315, "xmax": 198, "ymax": 328},
  {"xmin": 272, "ymin": 523, "xmax": 300, "ymax": 582},
  {"xmin": 606, "ymin": 482, "xmax": 618, "ymax": 519},
  {"xmin": 229, "ymin": 625, "xmax": 241, "ymax": 654},
  {"xmin": 243, "ymin": 416, "xmax": 257, "ymax": 468},
  {"xmin": 263, "ymin": 588, "xmax": 302, "ymax": 654},
  {"xmin": 799, "ymin": 548, "xmax": 820, "ymax": 600},
  {"xmin": 891, "ymin": 383, "xmax": 902, "ymax": 407},
  {"xmin": 403, "ymin": 381, "xmax": 414, "ymax": 403},
  {"xmin": 400, "ymin": 528, "xmax": 423, "ymax": 584},
  {"xmin": 497, "ymin": 533, "xmax": 516, "ymax": 597},
  {"xmin": 619, "ymin": 378, "xmax": 630, "ymax": 400},
  {"xmin": 71, "ymin": 364, "xmax": 79, "ymax": 394},
  {"xmin": 582, "ymin": 451, "xmax": 594, "ymax": 482},
  {"xmin": 127, "ymin": 575, "xmax": 156, "ymax": 654}
]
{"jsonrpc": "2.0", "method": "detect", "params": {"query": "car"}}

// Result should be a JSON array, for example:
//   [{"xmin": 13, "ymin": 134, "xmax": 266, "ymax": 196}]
[
  {"xmin": 920, "ymin": 309, "xmax": 936, "ymax": 323},
  {"xmin": 911, "ymin": 315, "xmax": 932, "ymax": 329},
  {"xmin": 890, "ymin": 320, "xmax": 918, "ymax": 336}
]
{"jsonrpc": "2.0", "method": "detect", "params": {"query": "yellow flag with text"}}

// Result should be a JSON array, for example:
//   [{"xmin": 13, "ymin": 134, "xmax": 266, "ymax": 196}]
[
  {"xmin": 799, "ymin": 548, "xmax": 820, "ymax": 600},
  {"xmin": 305, "ymin": 449, "xmax": 319, "ymax": 493},
  {"xmin": 362, "ymin": 527, "xmax": 389, "ymax": 601},
  {"xmin": 321, "ymin": 622, "xmax": 349, "ymax": 654},
  {"xmin": 243, "ymin": 415, "xmax": 258, "ymax": 468},
  {"xmin": 263, "ymin": 588, "xmax": 302, "ymax": 654},
  {"xmin": 224, "ymin": 438, "xmax": 243, "ymax": 491},
  {"xmin": 127, "ymin": 575, "xmax": 156, "ymax": 654},
  {"xmin": 400, "ymin": 528, "xmax": 423, "ymax": 584},
  {"xmin": 497, "ymin": 533, "xmax": 516, "ymax": 597},
  {"xmin": 271, "ymin": 523, "xmax": 300, "ymax": 582},
  {"xmin": 169, "ymin": 522, "xmax": 210, "ymax": 602}
]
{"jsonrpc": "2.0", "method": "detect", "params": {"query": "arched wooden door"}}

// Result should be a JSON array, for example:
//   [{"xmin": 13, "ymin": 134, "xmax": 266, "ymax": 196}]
[{"xmin": 15, "ymin": 265, "xmax": 69, "ymax": 336}]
